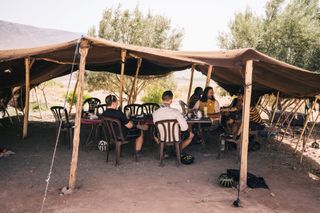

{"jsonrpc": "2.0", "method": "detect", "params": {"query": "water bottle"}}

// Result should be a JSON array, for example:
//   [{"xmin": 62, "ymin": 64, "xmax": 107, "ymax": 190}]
[
  {"xmin": 221, "ymin": 139, "xmax": 225, "ymax": 151},
  {"xmin": 197, "ymin": 110, "xmax": 202, "ymax": 119}
]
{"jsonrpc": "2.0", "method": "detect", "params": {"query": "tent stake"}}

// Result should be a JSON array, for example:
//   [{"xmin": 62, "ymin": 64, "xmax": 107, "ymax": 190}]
[
  {"xmin": 128, "ymin": 58, "xmax": 142, "ymax": 104},
  {"xmin": 239, "ymin": 60, "xmax": 253, "ymax": 191},
  {"xmin": 68, "ymin": 40, "xmax": 89, "ymax": 190},
  {"xmin": 205, "ymin": 65, "xmax": 213, "ymax": 88},
  {"xmin": 294, "ymin": 97, "xmax": 318, "ymax": 153},
  {"xmin": 119, "ymin": 49, "xmax": 127, "ymax": 109},
  {"xmin": 186, "ymin": 64, "xmax": 195, "ymax": 105}
]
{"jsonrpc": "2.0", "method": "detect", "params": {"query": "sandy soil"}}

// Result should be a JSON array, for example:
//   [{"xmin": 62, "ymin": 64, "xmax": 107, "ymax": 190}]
[{"xmin": 1, "ymin": 118, "xmax": 320, "ymax": 213}]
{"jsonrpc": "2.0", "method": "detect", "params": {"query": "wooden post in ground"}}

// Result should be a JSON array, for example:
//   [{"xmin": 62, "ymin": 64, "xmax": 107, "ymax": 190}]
[
  {"xmin": 300, "ymin": 110, "xmax": 320, "ymax": 163},
  {"xmin": 294, "ymin": 97, "xmax": 318, "ymax": 153},
  {"xmin": 68, "ymin": 40, "xmax": 89, "ymax": 190},
  {"xmin": 270, "ymin": 91, "xmax": 280, "ymax": 125},
  {"xmin": 119, "ymin": 49, "xmax": 127, "ymax": 109},
  {"xmin": 239, "ymin": 60, "xmax": 253, "ymax": 191},
  {"xmin": 22, "ymin": 57, "xmax": 31, "ymax": 139},
  {"xmin": 187, "ymin": 64, "xmax": 195, "ymax": 105},
  {"xmin": 128, "ymin": 58, "xmax": 142, "ymax": 104},
  {"xmin": 205, "ymin": 65, "xmax": 213, "ymax": 88}
]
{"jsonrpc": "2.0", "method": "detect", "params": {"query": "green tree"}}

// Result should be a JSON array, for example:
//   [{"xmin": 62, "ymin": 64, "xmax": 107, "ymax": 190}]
[
  {"xmin": 86, "ymin": 5, "xmax": 184, "ymax": 103},
  {"xmin": 218, "ymin": 0, "xmax": 320, "ymax": 72}
]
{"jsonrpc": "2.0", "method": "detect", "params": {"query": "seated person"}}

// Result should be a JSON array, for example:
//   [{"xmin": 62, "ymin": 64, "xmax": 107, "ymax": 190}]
[
  {"xmin": 102, "ymin": 95, "xmax": 145, "ymax": 156},
  {"xmin": 188, "ymin": 87, "xmax": 203, "ymax": 109},
  {"xmin": 153, "ymin": 90, "xmax": 194, "ymax": 153},
  {"xmin": 221, "ymin": 89, "xmax": 244, "ymax": 136},
  {"xmin": 250, "ymin": 103, "xmax": 265, "ymax": 131},
  {"xmin": 193, "ymin": 86, "xmax": 220, "ymax": 125}
]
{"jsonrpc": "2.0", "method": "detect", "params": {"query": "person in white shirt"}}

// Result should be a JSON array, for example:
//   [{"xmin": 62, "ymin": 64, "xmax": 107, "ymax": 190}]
[{"xmin": 153, "ymin": 91, "xmax": 194, "ymax": 151}]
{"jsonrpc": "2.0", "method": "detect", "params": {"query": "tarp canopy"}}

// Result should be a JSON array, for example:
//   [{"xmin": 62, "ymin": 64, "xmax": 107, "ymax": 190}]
[{"xmin": 1, "ymin": 20, "xmax": 320, "ymax": 98}]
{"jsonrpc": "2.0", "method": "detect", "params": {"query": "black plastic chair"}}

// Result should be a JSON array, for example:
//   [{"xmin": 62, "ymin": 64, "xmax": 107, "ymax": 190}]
[
  {"xmin": 124, "ymin": 104, "xmax": 143, "ymax": 119},
  {"xmin": 50, "ymin": 106, "xmax": 74, "ymax": 149},
  {"xmin": 82, "ymin": 97, "xmax": 101, "ymax": 116},
  {"xmin": 101, "ymin": 117, "xmax": 135, "ymax": 166},
  {"xmin": 179, "ymin": 100, "xmax": 188, "ymax": 115},
  {"xmin": 154, "ymin": 119, "xmax": 181, "ymax": 167},
  {"xmin": 97, "ymin": 104, "xmax": 108, "ymax": 116},
  {"xmin": 142, "ymin": 103, "xmax": 160, "ymax": 115}
]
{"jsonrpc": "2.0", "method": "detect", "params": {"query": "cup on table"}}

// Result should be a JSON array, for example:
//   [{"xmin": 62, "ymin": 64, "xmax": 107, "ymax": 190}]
[{"xmin": 203, "ymin": 106, "xmax": 208, "ymax": 117}]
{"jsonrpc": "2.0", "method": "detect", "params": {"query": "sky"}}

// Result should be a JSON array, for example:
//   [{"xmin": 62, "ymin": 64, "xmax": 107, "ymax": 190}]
[
  {"xmin": 0, "ymin": 0, "xmax": 269, "ymax": 50},
  {"xmin": 0, "ymin": 0, "xmax": 269, "ymax": 81}
]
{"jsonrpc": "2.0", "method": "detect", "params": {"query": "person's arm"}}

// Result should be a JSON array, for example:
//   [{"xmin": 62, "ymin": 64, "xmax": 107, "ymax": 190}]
[
  {"xmin": 193, "ymin": 100, "xmax": 200, "ymax": 110},
  {"xmin": 176, "ymin": 113, "xmax": 189, "ymax": 131},
  {"xmin": 125, "ymin": 121, "xmax": 133, "ymax": 129},
  {"xmin": 215, "ymin": 100, "xmax": 220, "ymax": 113},
  {"xmin": 119, "ymin": 111, "xmax": 133, "ymax": 129}
]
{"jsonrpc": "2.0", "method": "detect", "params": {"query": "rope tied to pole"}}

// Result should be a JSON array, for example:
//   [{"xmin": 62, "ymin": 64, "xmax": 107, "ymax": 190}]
[{"xmin": 39, "ymin": 38, "xmax": 81, "ymax": 213}]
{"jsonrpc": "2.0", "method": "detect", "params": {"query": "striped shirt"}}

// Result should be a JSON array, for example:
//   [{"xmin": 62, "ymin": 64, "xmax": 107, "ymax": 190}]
[{"xmin": 250, "ymin": 107, "xmax": 262, "ymax": 123}]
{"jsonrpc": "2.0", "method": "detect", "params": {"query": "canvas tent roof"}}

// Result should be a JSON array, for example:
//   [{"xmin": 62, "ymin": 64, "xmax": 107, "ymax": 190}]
[{"xmin": 1, "ymin": 20, "xmax": 320, "ymax": 98}]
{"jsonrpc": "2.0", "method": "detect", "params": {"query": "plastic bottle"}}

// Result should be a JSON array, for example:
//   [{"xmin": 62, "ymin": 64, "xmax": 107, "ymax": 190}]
[{"xmin": 221, "ymin": 139, "xmax": 225, "ymax": 151}]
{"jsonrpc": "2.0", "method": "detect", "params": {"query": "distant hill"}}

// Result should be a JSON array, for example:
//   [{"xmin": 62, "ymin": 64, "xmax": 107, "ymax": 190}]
[{"xmin": 0, "ymin": 20, "xmax": 80, "ymax": 50}]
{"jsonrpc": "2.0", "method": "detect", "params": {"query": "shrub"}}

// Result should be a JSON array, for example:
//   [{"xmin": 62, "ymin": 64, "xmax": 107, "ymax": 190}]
[
  {"xmin": 64, "ymin": 92, "xmax": 92, "ymax": 105},
  {"xmin": 141, "ymin": 86, "xmax": 164, "ymax": 104}
]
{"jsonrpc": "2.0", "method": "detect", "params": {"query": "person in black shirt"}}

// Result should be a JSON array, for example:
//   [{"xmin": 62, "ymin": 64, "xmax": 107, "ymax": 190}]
[
  {"xmin": 102, "ymin": 95, "xmax": 144, "ymax": 155},
  {"xmin": 188, "ymin": 87, "xmax": 203, "ymax": 109}
]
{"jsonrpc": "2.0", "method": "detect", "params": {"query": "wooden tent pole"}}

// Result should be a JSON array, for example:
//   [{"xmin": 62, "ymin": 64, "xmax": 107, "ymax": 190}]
[
  {"xmin": 68, "ymin": 71, "xmax": 80, "ymax": 115},
  {"xmin": 205, "ymin": 65, "xmax": 213, "ymax": 88},
  {"xmin": 187, "ymin": 64, "xmax": 195, "ymax": 105},
  {"xmin": 278, "ymin": 100, "xmax": 305, "ymax": 148},
  {"xmin": 274, "ymin": 99, "xmax": 296, "ymax": 128},
  {"xmin": 255, "ymin": 96, "xmax": 262, "ymax": 109},
  {"xmin": 294, "ymin": 97, "xmax": 318, "ymax": 153},
  {"xmin": 257, "ymin": 95, "xmax": 266, "ymax": 114},
  {"xmin": 22, "ymin": 57, "xmax": 31, "ymax": 139},
  {"xmin": 270, "ymin": 91, "xmax": 280, "ymax": 125},
  {"xmin": 119, "ymin": 49, "xmax": 127, "ymax": 109},
  {"xmin": 128, "ymin": 58, "xmax": 142, "ymax": 104},
  {"xmin": 68, "ymin": 40, "xmax": 89, "ymax": 190},
  {"xmin": 258, "ymin": 94, "xmax": 270, "ymax": 115},
  {"xmin": 239, "ymin": 60, "xmax": 253, "ymax": 191},
  {"xmin": 300, "ymin": 111, "xmax": 320, "ymax": 163},
  {"xmin": 280, "ymin": 99, "xmax": 301, "ymax": 127}
]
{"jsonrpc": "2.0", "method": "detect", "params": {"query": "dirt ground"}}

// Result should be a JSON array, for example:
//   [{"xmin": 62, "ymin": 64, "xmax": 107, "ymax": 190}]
[{"xmin": 1, "ymin": 118, "xmax": 320, "ymax": 213}]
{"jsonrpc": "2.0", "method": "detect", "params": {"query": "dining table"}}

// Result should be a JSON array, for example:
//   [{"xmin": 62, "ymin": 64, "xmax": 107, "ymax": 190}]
[
  {"xmin": 131, "ymin": 114, "xmax": 215, "ymax": 147},
  {"xmin": 81, "ymin": 116, "xmax": 102, "ymax": 150}
]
